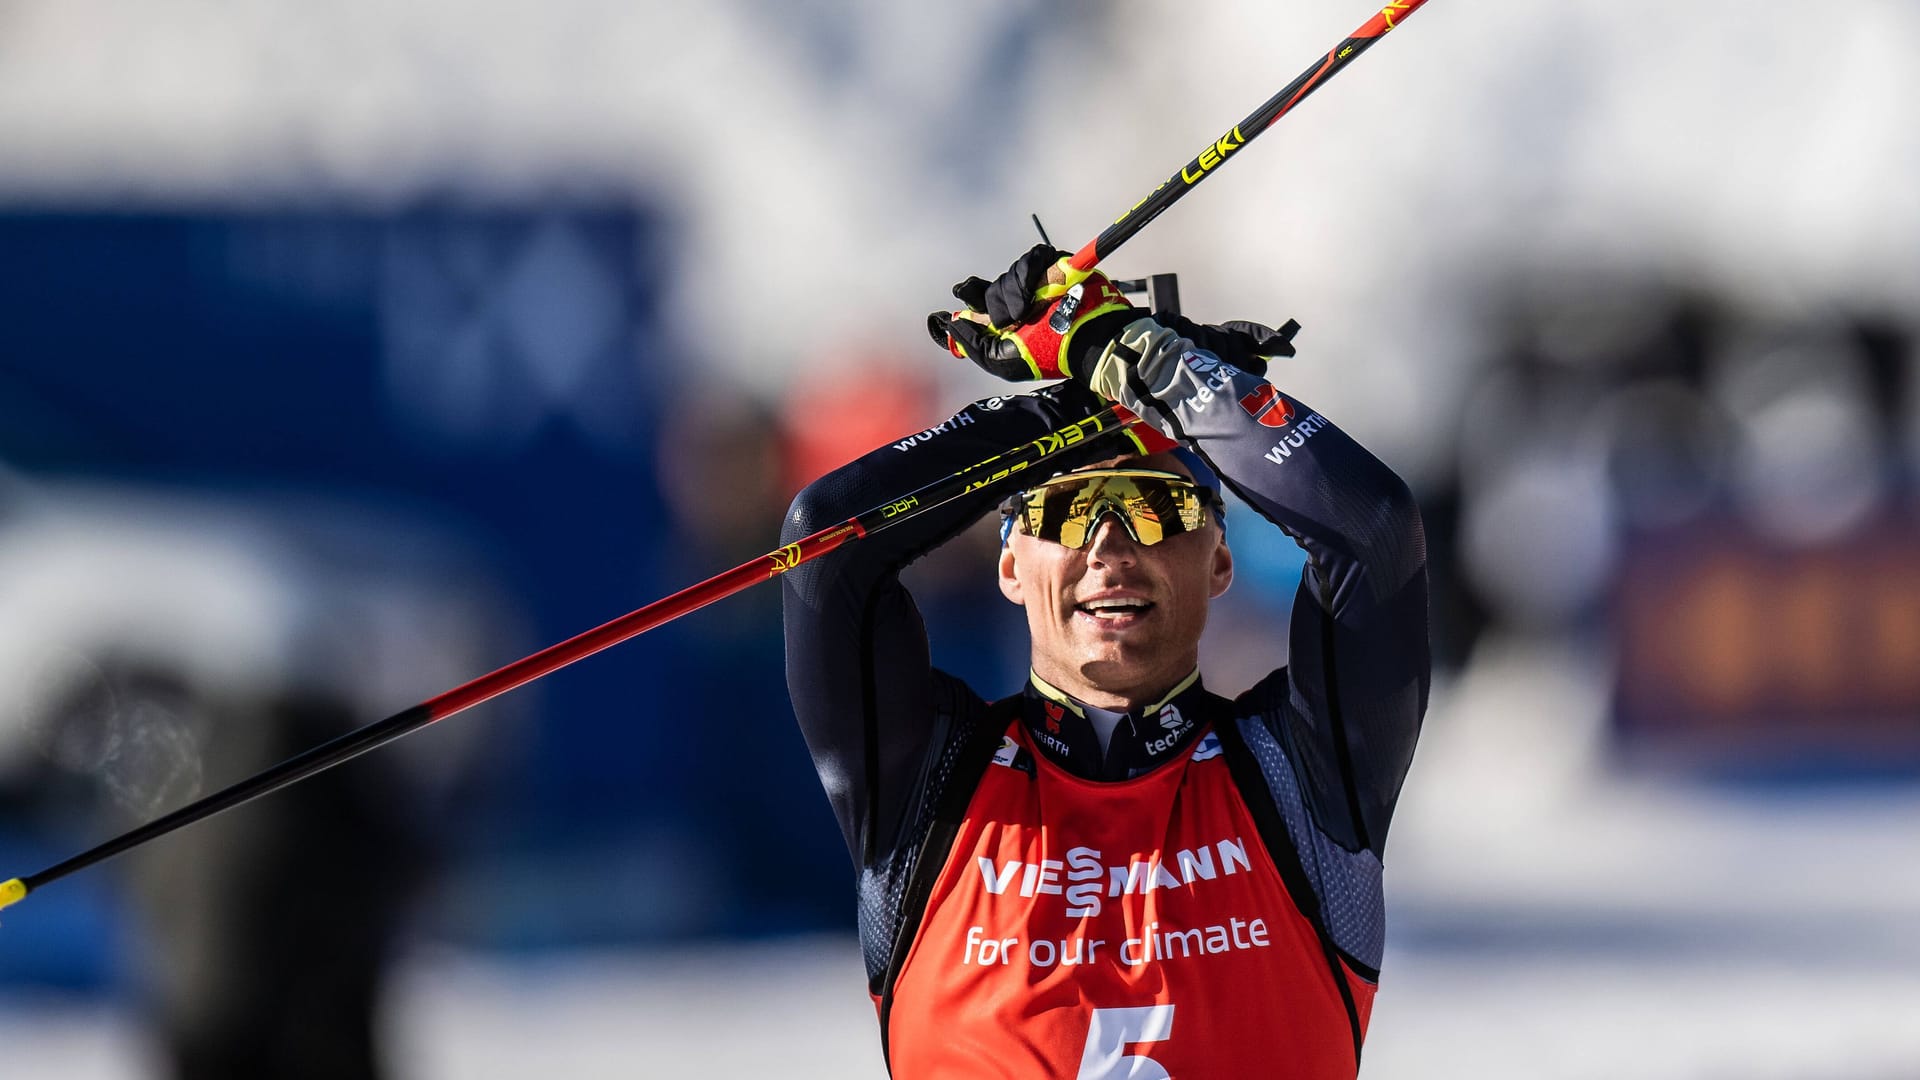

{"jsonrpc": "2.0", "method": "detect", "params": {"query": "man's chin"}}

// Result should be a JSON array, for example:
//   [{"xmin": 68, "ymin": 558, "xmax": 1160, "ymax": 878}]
[
  {"xmin": 1071, "ymin": 633, "xmax": 1150, "ymax": 664},
  {"xmin": 1074, "ymin": 651, "xmax": 1164, "ymax": 691}
]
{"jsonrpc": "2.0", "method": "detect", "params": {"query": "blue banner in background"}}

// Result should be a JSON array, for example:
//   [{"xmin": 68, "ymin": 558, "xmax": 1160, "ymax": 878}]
[{"xmin": 0, "ymin": 207, "xmax": 852, "ymax": 985}]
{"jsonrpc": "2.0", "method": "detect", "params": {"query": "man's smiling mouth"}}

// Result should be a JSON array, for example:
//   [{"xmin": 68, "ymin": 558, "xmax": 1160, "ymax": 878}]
[{"xmin": 1075, "ymin": 597, "xmax": 1156, "ymax": 623}]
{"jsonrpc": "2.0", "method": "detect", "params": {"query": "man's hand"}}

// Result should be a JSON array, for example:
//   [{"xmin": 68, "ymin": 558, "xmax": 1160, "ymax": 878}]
[
  {"xmin": 926, "ymin": 244, "xmax": 1134, "ymax": 383},
  {"xmin": 1155, "ymin": 314, "xmax": 1300, "ymax": 379},
  {"xmin": 1084, "ymin": 316, "xmax": 1300, "ymax": 414}
]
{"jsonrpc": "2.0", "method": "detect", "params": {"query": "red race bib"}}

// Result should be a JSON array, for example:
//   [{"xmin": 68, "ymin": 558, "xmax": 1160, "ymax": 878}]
[{"xmin": 885, "ymin": 721, "xmax": 1375, "ymax": 1079}]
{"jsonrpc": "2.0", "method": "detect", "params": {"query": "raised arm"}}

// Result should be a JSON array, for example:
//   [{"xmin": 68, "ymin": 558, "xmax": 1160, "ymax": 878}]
[
  {"xmin": 780, "ymin": 383, "xmax": 1120, "ymax": 866},
  {"xmin": 1085, "ymin": 317, "xmax": 1430, "ymax": 855}
]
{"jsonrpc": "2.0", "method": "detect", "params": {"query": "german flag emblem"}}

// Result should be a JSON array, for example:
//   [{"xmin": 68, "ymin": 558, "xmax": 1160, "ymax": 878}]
[{"xmin": 1239, "ymin": 383, "xmax": 1295, "ymax": 428}]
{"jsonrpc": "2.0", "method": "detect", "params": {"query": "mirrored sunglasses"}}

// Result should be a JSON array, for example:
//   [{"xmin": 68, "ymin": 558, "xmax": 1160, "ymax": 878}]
[{"xmin": 1000, "ymin": 468, "xmax": 1218, "ymax": 549}]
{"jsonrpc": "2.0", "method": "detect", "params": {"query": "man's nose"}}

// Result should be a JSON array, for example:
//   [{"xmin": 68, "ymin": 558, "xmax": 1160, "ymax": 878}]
[{"xmin": 1084, "ymin": 512, "xmax": 1139, "ymax": 565}]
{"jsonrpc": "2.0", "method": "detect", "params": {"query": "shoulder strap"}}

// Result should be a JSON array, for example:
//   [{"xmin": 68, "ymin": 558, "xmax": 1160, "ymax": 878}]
[
  {"xmin": 1212, "ymin": 709, "xmax": 1367, "ymax": 1073},
  {"xmin": 874, "ymin": 693, "xmax": 1022, "ymax": 1073}
]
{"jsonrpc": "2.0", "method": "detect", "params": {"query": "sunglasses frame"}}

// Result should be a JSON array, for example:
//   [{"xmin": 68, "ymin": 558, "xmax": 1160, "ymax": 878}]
[{"xmin": 1000, "ymin": 468, "xmax": 1220, "ymax": 549}]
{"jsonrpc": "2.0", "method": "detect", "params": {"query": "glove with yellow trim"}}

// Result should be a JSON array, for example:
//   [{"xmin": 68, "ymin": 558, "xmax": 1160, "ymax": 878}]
[{"xmin": 926, "ymin": 244, "xmax": 1135, "ymax": 382}]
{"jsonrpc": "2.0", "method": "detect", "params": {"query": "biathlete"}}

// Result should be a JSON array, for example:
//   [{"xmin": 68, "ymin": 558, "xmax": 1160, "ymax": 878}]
[{"xmin": 781, "ymin": 245, "xmax": 1429, "ymax": 1077}]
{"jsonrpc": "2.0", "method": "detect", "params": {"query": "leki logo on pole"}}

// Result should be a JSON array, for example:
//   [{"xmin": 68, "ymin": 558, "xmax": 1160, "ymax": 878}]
[
  {"xmin": 1180, "ymin": 127, "xmax": 1247, "ymax": 185},
  {"xmin": 960, "ymin": 412, "xmax": 1115, "ymax": 494},
  {"xmin": 0, "ymin": 0, "xmax": 1434, "ymax": 923}
]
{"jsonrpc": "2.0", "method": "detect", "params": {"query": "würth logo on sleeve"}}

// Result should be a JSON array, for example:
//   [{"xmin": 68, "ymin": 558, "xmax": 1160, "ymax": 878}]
[
  {"xmin": 1264, "ymin": 414, "xmax": 1329, "ymax": 464},
  {"xmin": 1238, "ymin": 383, "xmax": 1295, "ymax": 429}
]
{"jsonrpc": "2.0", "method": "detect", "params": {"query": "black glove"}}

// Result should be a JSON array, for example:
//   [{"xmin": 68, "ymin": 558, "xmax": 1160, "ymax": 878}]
[
  {"xmin": 1156, "ymin": 314, "xmax": 1301, "ymax": 378},
  {"xmin": 926, "ymin": 244, "xmax": 1135, "ymax": 383}
]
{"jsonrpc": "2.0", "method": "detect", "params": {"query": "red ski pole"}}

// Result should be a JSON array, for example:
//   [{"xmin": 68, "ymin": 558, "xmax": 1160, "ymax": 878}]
[
  {"xmin": 1070, "ymin": 0, "xmax": 1432, "ymax": 272},
  {"xmin": 1, "ymin": 406, "xmax": 1138, "ymax": 914},
  {"xmin": 2, "ymin": 0, "xmax": 1439, "ymax": 916}
]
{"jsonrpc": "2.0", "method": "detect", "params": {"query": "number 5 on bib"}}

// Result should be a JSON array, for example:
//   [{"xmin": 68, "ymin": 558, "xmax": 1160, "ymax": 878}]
[{"xmin": 1077, "ymin": 1005, "xmax": 1175, "ymax": 1080}]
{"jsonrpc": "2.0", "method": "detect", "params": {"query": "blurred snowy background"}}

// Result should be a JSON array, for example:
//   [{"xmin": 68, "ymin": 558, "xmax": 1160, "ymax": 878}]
[{"xmin": 1, "ymin": 0, "xmax": 1916, "ymax": 1076}]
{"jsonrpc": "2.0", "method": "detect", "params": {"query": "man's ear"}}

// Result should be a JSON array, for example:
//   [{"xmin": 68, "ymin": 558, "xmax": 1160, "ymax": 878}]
[
  {"xmin": 998, "ymin": 543, "xmax": 1025, "ymax": 605},
  {"xmin": 1208, "ymin": 536, "xmax": 1234, "ymax": 600}
]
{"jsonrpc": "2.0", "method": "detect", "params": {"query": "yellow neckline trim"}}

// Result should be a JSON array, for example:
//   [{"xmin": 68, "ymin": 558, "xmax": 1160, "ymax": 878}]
[{"xmin": 1026, "ymin": 667, "xmax": 1200, "ymax": 717}]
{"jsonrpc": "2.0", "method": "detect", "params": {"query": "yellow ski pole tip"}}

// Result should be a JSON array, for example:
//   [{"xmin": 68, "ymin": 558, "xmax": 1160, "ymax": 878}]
[{"xmin": 0, "ymin": 878, "xmax": 26, "ymax": 913}]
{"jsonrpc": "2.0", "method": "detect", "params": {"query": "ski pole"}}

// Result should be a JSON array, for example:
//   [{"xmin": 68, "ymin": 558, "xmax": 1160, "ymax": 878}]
[
  {"xmin": 2, "ymin": 0, "xmax": 1439, "ymax": 915},
  {"xmin": 1071, "ymin": 0, "xmax": 1432, "ymax": 271},
  {"xmin": 1, "ymin": 405, "xmax": 1142, "ymax": 914}
]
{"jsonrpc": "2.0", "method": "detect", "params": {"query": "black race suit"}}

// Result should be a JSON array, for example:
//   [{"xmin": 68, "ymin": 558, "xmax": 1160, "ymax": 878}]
[{"xmin": 780, "ymin": 315, "xmax": 1429, "ymax": 1069}]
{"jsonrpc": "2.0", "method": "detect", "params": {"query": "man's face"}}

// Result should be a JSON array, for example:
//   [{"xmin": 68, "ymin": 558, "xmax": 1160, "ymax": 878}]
[{"xmin": 997, "ymin": 452, "xmax": 1233, "ymax": 710}]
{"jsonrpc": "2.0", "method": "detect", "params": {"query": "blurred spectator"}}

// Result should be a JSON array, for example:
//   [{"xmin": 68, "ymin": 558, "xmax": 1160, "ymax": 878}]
[
  {"xmin": 778, "ymin": 356, "xmax": 943, "ymax": 497},
  {"xmin": 649, "ymin": 384, "xmax": 855, "ymax": 934},
  {"xmin": 1423, "ymin": 264, "xmax": 1920, "ymax": 774},
  {"xmin": 0, "ymin": 480, "xmax": 512, "ymax": 1078}
]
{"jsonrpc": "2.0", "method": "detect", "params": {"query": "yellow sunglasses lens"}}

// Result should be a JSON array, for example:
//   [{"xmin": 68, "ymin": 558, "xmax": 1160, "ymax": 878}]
[{"xmin": 1018, "ymin": 470, "xmax": 1207, "ymax": 549}]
